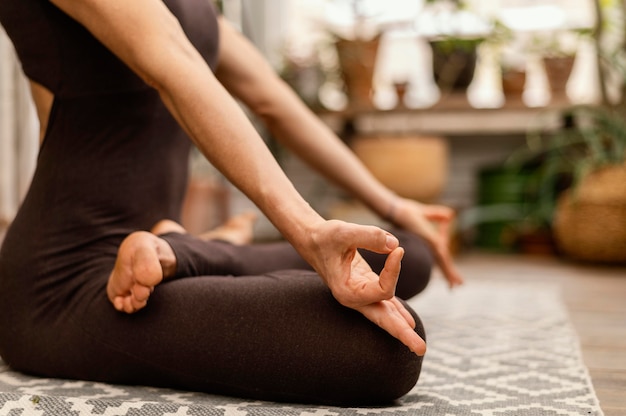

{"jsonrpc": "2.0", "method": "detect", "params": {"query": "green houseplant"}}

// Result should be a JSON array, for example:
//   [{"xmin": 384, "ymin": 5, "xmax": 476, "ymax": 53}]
[
  {"xmin": 508, "ymin": 0, "xmax": 626, "ymax": 262},
  {"xmin": 495, "ymin": 0, "xmax": 626, "ymax": 261},
  {"xmin": 429, "ymin": 36, "xmax": 483, "ymax": 93},
  {"xmin": 509, "ymin": 105, "xmax": 626, "ymax": 263},
  {"xmin": 423, "ymin": 0, "xmax": 485, "ymax": 94},
  {"xmin": 529, "ymin": 28, "xmax": 593, "ymax": 99}
]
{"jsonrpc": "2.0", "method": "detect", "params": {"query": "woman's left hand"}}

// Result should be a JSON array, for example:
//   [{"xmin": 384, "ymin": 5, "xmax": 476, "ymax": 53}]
[
  {"xmin": 349, "ymin": 249, "xmax": 427, "ymax": 356},
  {"xmin": 304, "ymin": 220, "xmax": 426, "ymax": 355}
]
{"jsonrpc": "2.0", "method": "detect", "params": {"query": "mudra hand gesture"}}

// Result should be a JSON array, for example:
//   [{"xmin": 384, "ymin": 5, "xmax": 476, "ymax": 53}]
[{"xmin": 303, "ymin": 220, "xmax": 426, "ymax": 356}]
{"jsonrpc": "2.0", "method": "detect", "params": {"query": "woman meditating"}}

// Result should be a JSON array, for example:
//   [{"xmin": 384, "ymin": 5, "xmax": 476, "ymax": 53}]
[{"xmin": 0, "ymin": 0, "xmax": 462, "ymax": 406}]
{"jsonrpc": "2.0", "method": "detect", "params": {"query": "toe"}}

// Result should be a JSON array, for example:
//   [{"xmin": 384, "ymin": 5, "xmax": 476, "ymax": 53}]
[{"xmin": 131, "ymin": 283, "xmax": 152, "ymax": 302}]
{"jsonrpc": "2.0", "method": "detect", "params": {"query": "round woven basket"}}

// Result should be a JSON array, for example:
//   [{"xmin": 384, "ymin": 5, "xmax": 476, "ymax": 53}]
[
  {"xmin": 352, "ymin": 135, "xmax": 448, "ymax": 202},
  {"xmin": 552, "ymin": 164, "xmax": 626, "ymax": 263}
]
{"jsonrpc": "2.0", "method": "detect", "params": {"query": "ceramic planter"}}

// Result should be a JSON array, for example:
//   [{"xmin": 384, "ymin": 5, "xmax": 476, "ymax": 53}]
[{"xmin": 335, "ymin": 35, "xmax": 381, "ymax": 108}]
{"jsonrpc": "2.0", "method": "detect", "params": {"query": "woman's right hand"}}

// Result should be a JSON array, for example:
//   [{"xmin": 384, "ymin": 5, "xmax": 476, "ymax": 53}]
[
  {"xmin": 390, "ymin": 198, "xmax": 464, "ymax": 289},
  {"xmin": 302, "ymin": 220, "xmax": 426, "ymax": 356}
]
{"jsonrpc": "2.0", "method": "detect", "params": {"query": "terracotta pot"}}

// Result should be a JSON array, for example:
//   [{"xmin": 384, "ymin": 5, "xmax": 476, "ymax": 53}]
[
  {"xmin": 335, "ymin": 35, "xmax": 381, "ymax": 108},
  {"xmin": 543, "ymin": 55, "xmax": 576, "ymax": 94},
  {"xmin": 501, "ymin": 69, "xmax": 526, "ymax": 98},
  {"xmin": 552, "ymin": 164, "xmax": 626, "ymax": 263},
  {"xmin": 352, "ymin": 135, "xmax": 448, "ymax": 202}
]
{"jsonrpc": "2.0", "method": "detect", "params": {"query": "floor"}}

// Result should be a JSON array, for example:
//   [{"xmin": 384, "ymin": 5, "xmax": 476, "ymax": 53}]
[
  {"xmin": 0, "ymin": 227, "xmax": 623, "ymax": 413},
  {"xmin": 449, "ymin": 251, "xmax": 626, "ymax": 416}
]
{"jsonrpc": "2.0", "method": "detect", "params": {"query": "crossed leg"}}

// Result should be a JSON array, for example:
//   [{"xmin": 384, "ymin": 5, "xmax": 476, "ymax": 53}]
[
  {"xmin": 107, "ymin": 212, "xmax": 431, "ymax": 313},
  {"xmin": 106, "ymin": 212, "xmax": 257, "ymax": 313}
]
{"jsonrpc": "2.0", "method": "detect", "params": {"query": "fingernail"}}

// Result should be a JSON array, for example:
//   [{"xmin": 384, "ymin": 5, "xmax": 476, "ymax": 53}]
[
  {"xmin": 385, "ymin": 235, "xmax": 398, "ymax": 250},
  {"xmin": 414, "ymin": 343, "xmax": 427, "ymax": 356}
]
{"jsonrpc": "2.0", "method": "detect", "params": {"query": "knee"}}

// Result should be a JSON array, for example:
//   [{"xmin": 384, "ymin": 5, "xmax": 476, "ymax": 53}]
[
  {"xmin": 394, "ymin": 229, "xmax": 433, "ymax": 299},
  {"xmin": 366, "ymin": 350, "xmax": 423, "ymax": 405},
  {"xmin": 376, "ymin": 310, "xmax": 426, "ymax": 402},
  {"xmin": 381, "ymin": 304, "xmax": 426, "ymax": 401},
  {"xmin": 338, "ymin": 307, "xmax": 426, "ymax": 406}
]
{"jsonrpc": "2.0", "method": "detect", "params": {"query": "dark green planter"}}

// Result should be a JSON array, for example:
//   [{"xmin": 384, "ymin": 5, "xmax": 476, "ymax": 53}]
[
  {"xmin": 430, "ymin": 38, "xmax": 481, "ymax": 92},
  {"xmin": 475, "ymin": 166, "xmax": 532, "ymax": 251}
]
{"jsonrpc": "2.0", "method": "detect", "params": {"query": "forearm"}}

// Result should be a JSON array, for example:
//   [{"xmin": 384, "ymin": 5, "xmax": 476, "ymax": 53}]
[
  {"xmin": 261, "ymin": 86, "xmax": 398, "ymax": 219},
  {"xmin": 157, "ymin": 71, "xmax": 323, "ymax": 244},
  {"xmin": 213, "ymin": 17, "xmax": 397, "ymax": 220}
]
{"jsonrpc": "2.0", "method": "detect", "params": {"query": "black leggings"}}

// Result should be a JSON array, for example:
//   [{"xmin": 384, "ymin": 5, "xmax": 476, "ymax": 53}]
[
  {"xmin": 3, "ymin": 230, "xmax": 432, "ymax": 406},
  {"xmin": 163, "ymin": 228, "xmax": 432, "ymax": 300}
]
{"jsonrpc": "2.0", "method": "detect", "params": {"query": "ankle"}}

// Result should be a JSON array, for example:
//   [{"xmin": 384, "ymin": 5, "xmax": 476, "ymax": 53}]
[{"xmin": 156, "ymin": 237, "xmax": 177, "ymax": 279}]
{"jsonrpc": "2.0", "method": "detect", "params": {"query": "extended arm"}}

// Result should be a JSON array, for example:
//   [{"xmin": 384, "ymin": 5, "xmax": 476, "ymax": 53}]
[
  {"xmin": 49, "ymin": 0, "xmax": 425, "ymax": 354},
  {"xmin": 214, "ymin": 18, "xmax": 463, "ymax": 287}
]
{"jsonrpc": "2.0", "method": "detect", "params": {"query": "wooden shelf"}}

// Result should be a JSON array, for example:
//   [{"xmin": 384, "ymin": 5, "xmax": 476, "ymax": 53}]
[{"xmin": 318, "ymin": 92, "xmax": 576, "ymax": 137}]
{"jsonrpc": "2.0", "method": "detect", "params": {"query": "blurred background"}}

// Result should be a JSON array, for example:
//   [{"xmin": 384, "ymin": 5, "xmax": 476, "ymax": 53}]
[
  {"xmin": 1, "ymin": 4, "xmax": 624, "ymax": 411},
  {"xmin": 2, "ymin": 0, "xmax": 625, "ymax": 265}
]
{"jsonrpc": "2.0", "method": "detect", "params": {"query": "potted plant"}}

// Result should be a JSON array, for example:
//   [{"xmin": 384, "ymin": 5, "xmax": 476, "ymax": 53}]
[
  {"xmin": 456, "ymin": 156, "xmax": 559, "ymax": 254},
  {"xmin": 501, "ymin": 63, "xmax": 526, "ymax": 99},
  {"xmin": 530, "ymin": 29, "xmax": 590, "ymax": 99},
  {"xmin": 422, "ymin": 0, "xmax": 487, "ymax": 95},
  {"xmin": 488, "ymin": 20, "xmax": 524, "ymax": 101},
  {"xmin": 326, "ymin": 0, "xmax": 383, "ymax": 109},
  {"xmin": 429, "ymin": 36, "xmax": 483, "ymax": 93},
  {"xmin": 334, "ymin": 33, "xmax": 381, "ymax": 108},
  {"xmin": 509, "ymin": 105, "xmax": 626, "ymax": 263},
  {"xmin": 499, "ymin": 35, "xmax": 526, "ymax": 101}
]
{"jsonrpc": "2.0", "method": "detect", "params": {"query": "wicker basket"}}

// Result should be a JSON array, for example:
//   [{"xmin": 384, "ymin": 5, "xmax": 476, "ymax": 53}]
[
  {"xmin": 352, "ymin": 135, "xmax": 448, "ymax": 202},
  {"xmin": 552, "ymin": 164, "xmax": 626, "ymax": 263}
]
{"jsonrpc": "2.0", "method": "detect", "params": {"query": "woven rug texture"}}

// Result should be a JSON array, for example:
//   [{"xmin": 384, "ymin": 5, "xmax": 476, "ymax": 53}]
[{"xmin": 0, "ymin": 280, "xmax": 603, "ymax": 416}]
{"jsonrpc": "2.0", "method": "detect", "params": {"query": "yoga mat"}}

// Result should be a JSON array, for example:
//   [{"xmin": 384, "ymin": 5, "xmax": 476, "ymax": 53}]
[{"xmin": 0, "ymin": 280, "xmax": 602, "ymax": 415}]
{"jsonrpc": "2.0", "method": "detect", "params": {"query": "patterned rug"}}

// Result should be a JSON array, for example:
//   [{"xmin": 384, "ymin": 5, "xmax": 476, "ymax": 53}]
[{"xmin": 0, "ymin": 281, "xmax": 603, "ymax": 416}]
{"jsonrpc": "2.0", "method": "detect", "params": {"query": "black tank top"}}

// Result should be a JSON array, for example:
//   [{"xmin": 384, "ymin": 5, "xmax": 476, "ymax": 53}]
[{"xmin": 0, "ymin": 0, "xmax": 220, "ymax": 325}]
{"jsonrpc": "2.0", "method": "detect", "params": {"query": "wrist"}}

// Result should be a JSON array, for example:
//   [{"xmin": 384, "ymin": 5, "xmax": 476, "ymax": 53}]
[
  {"xmin": 264, "ymin": 194, "xmax": 325, "ymax": 246},
  {"xmin": 382, "ymin": 195, "xmax": 403, "ymax": 225},
  {"xmin": 384, "ymin": 198, "xmax": 398, "ymax": 224}
]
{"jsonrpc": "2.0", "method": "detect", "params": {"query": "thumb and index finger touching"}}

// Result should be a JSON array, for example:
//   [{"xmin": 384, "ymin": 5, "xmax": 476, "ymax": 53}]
[
  {"xmin": 341, "ymin": 224, "xmax": 426, "ymax": 354},
  {"xmin": 336, "ymin": 223, "xmax": 428, "ymax": 355},
  {"xmin": 332, "ymin": 224, "xmax": 404, "ymax": 303}
]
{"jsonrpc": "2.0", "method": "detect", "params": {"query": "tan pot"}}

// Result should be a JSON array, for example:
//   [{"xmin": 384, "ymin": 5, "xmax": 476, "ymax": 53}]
[
  {"xmin": 335, "ymin": 35, "xmax": 381, "ymax": 108},
  {"xmin": 352, "ymin": 135, "xmax": 449, "ymax": 202},
  {"xmin": 552, "ymin": 164, "xmax": 626, "ymax": 263},
  {"xmin": 501, "ymin": 69, "xmax": 526, "ymax": 98},
  {"xmin": 543, "ymin": 55, "xmax": 576, "ymax": 94}
]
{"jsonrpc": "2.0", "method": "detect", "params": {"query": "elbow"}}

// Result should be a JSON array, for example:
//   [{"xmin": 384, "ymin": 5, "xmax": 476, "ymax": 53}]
[
  {"xmin": 245, "ymin": 79, "xmax": 300, "ymax": 129},
  {"xmin": 138, "ymin": 71, "xmax": 161, "ymax": 91},
  {"xmin": 130, "ymin": 15, "xmax": 203, "ymax": 95},
  {"xmin": 250, "ymin": 97, "xmax": 281, "ymax": 127}
]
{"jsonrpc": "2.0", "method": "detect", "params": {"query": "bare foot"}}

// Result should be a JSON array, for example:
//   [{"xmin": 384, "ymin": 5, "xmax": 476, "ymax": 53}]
[
  {"xmin": 199, "ymin": 211, "xmax": 258, "ymax": 245},
  {"xmin": 107, "ymin": 231, "xmax": 177, "ymax": 313}
]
